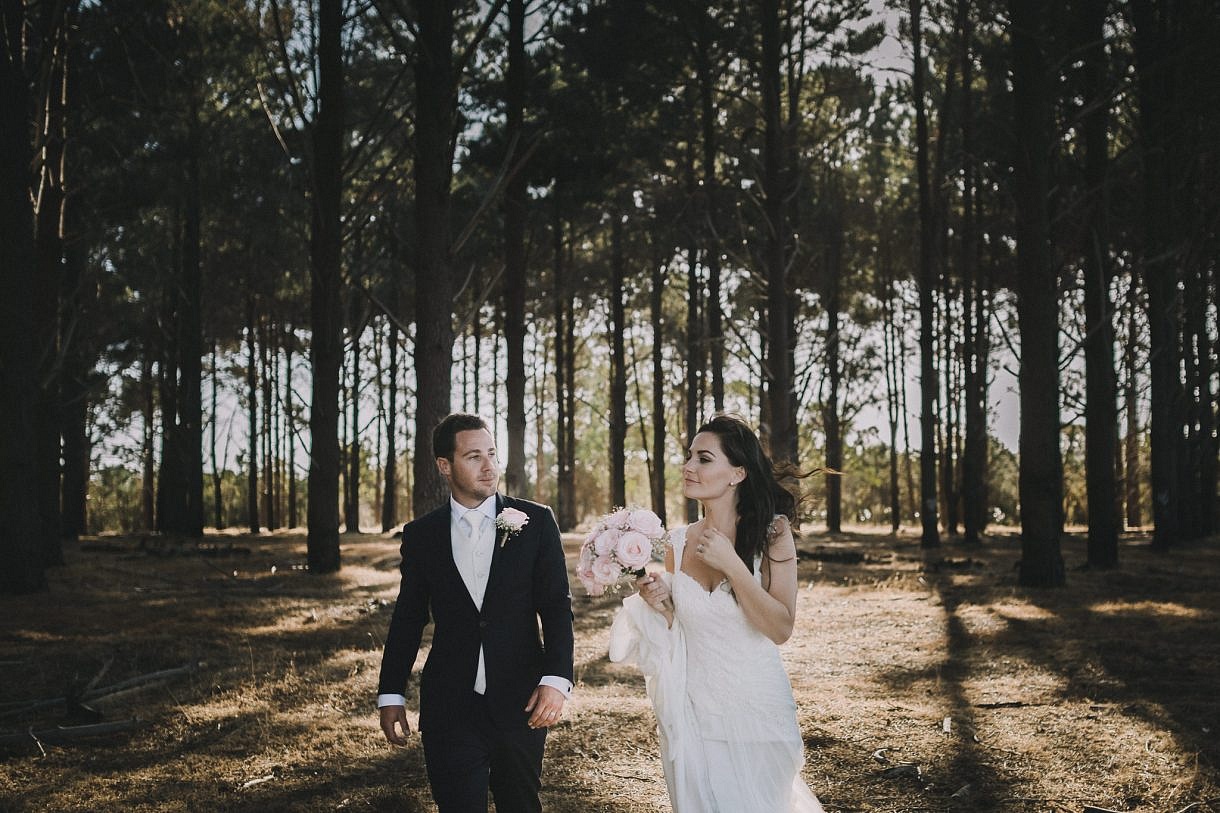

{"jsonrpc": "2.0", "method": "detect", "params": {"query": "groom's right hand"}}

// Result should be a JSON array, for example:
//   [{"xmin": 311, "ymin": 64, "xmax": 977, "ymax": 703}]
[{"xmin": 380, "ymin": 704, "xmax": 411, "ymax": 746}]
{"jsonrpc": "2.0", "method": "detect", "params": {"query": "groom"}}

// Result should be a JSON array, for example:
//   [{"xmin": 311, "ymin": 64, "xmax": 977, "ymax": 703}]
[{"xmin": 378, "ymin": 413, "xmax": 574, "ymax": 812}]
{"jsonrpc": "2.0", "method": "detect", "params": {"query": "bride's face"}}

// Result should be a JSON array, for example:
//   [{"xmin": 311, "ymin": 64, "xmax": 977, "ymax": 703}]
[{"xmin": 682, "ymin": 432, "xmax": 746, "ymax": 502}]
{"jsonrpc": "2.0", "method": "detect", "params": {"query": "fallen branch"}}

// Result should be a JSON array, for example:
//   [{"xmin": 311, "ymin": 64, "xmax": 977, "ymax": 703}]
[
  {"xmin": 0, "ymin": 718, "xmax": 142, "ymax": 747},
  {"xmin": 238, "ymin": 774, "xmax": 276, "ymax": 790},
  {"xmin": 0, "ymin": 664, "xmax": 195, "ymax": 720}
]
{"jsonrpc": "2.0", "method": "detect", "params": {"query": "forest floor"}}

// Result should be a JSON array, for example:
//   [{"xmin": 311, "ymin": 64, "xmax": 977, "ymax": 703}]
[{"xmin": 0, "ymin": 524, "xmax": 1217, "ymax": 813}]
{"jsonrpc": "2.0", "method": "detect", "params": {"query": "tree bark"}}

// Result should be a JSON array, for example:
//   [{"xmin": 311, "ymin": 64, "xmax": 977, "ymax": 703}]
[
  {"xmin": 610, "ymin": 211, "xmax": 627, "ymax": 509},
  {"xmin": 910, "ymin": 0, "xmax": 940, "ymax": 546},
  {"xmin": 761, "ymin": 0, "xmax": 796, "ymax": 467},
  {"xmin": 245, "ymin": 295, "xmax": 259, "ymax": 533},
  {"xmin": 959, "ymin": 0, "xmax": 986, "ymax": 546},
  {"xmin": 504, "ymin": 0, "xmax": 528, "ymax": 498},
  {"xmin": 411, "ymin": 0, "xmax": 456, "ymax": 517},
  {"xmin": 0, "ymin": 0, "xmax": 45, "ymax": 593},
  {"xmin": 306, "ymin": 0, "xmax": 344, "ymax": 572},
  {"xmin": 382, "ymin": 318, "xmax": 399, "ymax": 532},
  {"xmin": 552, "ymin": 206, "xmax": 573, "ymax": 529},
  {"xmin": 823, "ymin": 191, "xmax": 844, "ymax": 534},
  {"xmin": 345, "ymin": 315, "xmax": 362, "ymax": 533},
  {"xmin": 1130, "ymin": 0, "xmax": 1180, "ymax": 552},
  {"xmin": 32, "ymin": 1, "xmax": 68, "ymax": 564},
  {"xmin": 693, "ymin": 8, "xmax": 724, "ymax": 413},
  {"xmin": 1076, "ymin": 0, "xmax": 1118, "ymax": 568},
  {"xmin": 651, "ymin": 258, "xmax": 667, "ymax": 526},
  {"xmin": 1011, "ymin": 0, "xmax": 1065, "ymax": 587},
  {"xmin": 685, "ymin": 159, "xmax": 702, "ymax": 523}
]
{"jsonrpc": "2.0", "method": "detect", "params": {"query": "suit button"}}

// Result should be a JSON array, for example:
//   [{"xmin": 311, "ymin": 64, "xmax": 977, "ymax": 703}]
[{"xmin": 479, "ymin": 620, "xmax": 488, "ymax": 629}]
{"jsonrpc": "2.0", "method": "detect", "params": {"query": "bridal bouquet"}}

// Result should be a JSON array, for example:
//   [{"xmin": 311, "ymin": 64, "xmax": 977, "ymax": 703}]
[{"xmin": 576, "ymin": 507, "xmax": 668, "ymax": 597}]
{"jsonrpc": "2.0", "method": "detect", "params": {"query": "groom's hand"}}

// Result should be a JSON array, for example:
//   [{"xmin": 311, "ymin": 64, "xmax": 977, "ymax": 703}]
[
  {"xmin": 524, "ymin": 685, "xmax": 566, "ymax": 729},
  {"xmin": 380, "ymin": 704, "xmax": 412, "ymax": 746}
]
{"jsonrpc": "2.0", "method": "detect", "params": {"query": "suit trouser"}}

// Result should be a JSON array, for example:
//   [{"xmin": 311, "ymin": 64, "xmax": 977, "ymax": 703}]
[{"xmin": 421, "ymin": 692, "xmax": 547, "ymax": 813}]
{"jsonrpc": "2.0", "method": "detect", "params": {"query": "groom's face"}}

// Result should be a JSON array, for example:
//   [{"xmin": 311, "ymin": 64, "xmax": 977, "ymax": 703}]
[{"xmin": 438, "ymin": 428, "xmax": 500, "ymax": 507}]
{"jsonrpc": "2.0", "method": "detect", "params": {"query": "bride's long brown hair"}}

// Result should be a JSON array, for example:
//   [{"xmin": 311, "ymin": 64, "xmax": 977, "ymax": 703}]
[{"xmin": 696, "ymin": 414, "xmax": 812, "ymax": 574}]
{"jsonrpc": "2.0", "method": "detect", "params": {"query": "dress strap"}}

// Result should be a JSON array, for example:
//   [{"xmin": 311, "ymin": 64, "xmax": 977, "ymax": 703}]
[{"xmin": 670, "ymin": 525, "xmax": 687, "ymax": 567}]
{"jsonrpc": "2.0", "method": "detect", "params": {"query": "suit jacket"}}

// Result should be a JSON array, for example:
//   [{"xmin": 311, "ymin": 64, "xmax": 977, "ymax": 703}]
[{"xmin": 377, "ymin": 494, "xmax": 574, "ymax": 731}]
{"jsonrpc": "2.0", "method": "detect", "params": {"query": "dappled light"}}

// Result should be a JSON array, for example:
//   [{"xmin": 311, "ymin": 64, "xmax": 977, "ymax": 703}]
[{"xmin": 2, "ymin": 529, "xmax": 1216, "ymax": 811}]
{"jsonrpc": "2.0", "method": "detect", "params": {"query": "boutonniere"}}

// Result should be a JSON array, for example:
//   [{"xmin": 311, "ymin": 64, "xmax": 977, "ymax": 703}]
[{"xmin": 495, "ymin": 507, "xmax": 529, "ymax": 547}]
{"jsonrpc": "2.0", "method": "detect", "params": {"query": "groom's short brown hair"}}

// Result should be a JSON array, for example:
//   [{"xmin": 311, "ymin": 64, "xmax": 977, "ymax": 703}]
[{"xmin": 432, "ymin": 413, "xmax": 490, "ymax": 461}]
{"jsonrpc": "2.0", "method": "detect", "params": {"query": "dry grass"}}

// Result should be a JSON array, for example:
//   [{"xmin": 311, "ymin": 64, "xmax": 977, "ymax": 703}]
[{"xmin": 1, "ymin": 527, "xmax": 1217, "ymax": 813}]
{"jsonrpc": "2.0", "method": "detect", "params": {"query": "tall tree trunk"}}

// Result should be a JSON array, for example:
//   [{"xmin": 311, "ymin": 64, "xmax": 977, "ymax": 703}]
[
  {"xmin": 1076, "ymin": 0, "xmax": 1118, "ymax": 567},
  {"xmin": 58, "ymin": 0, "xmax": 88, "ymax": 543},
  {"xmin": 683, "ymin": 206, "xmax": 702, "ymax": 522},
  {"xmin": 563, "ymin": 256, "xmax": 577, "ymax": 526},
  {"xmin": 245, "ymin": 295, "xmax": 259, "ymax": 533},
  {"xmin": 157, "ymin": 205, "xmax": 183, "ymax": 534},
  {"xmin": 910, "ymin": 0, "xmax": 940, "ymax": 546},
  {"xmin": 651, "ymin": 258, "xmax": 667, "ymax": 526},
  {"xmin": 693, "ymin": 10, "xmax": 724, "ymax": 413},
  {"xmin": 345, "ymin": 316, "xmax": 362, "ymax": 533},
  {"xmin": 0, "ymin": 0, "xmax": 45, "ymax": 592},
  {"xmin": 959, "ymin": 0, "xmax": 986, "ymax": 546},
  {"xmin": 552, "ymin": 206, "xmax": 572, "ymax": 529},
  {"xmin": 1122, "ymin": 283, "xmax": 1142, "ymax": 528},
  {"xmin": 210, "ymin": 338, "xmax": 222, "ymax": 529},
  {"xmin": 177, "ymin": 109, "xmax": 204, "ymax": 537},
  {"xmin": 504, "ymin": 0, "xmax": 528, "ymax": 497},
  {"xmin": 882, "ymin": 256, "xmax": 902, "ymax": 533},
  {"xmin": 610, "ymin": 211, "xmax": 627, "ymax": 509},
  {"xmin": 382, "ymin": 318, "xmax": 399, "ymax": 532},
  {"xmin": 285, "ymin": 331, "xmax": 298, "ymax": 528},
  {"xmin": 411, "ymin": 0, "xmax": 456, "ymax": 516},
  {"xmin": 1011, "ymin": 0, "xmax": 1065, "ymax": 587},
  {"xmin": 33, "ymin": 1, "xmax": 68, "ymax": 564},
  {"xmin": 263, "ymin": 315, "xmax": 276, "ymax": 529},
  {"xmin": 1130, "ymin": 0, "xmax": 1179, "ymax": 552},
  {"xmin": 761, "ymin": 0, "xmax": 796, "ymax": 467},
  {"xmin": 823, "ymin": 199, "xmax": 844, "ymax": 534},
  {"xmin": 306, "ymin": 0, "xmax": 344, "ymax": 572}
]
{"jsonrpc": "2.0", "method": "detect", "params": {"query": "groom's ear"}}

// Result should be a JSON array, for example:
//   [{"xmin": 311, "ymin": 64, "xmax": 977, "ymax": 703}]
[{"xmin": 436, "ymin": 456, "xmax": 452, "ymax": 479}]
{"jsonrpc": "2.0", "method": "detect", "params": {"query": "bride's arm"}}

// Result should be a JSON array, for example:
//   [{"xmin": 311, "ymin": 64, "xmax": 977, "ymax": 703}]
[
  {"xmin": 717, "ymin": 521, "xmax": 798, "ymax": 644},
  {"xmin": 634, "ymin": 546, "xmax": 676, "ymax": 627}
]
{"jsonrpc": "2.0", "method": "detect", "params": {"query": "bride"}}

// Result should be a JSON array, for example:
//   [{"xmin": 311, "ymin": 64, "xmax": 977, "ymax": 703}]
[{"xmin": 609, "ymin": 414, "xmax": 824, "ymax": 812}]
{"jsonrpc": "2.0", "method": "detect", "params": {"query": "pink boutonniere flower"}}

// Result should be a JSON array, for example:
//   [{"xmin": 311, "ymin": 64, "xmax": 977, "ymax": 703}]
[{"xmin": 495, "ymin": 507, "xmax": 530, "ymax": 547}]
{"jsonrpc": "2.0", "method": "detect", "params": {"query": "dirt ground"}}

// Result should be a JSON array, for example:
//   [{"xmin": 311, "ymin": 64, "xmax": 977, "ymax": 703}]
[{"xmin": 0, "ymin": 526, "xmax": 1216, "ymax": 813}]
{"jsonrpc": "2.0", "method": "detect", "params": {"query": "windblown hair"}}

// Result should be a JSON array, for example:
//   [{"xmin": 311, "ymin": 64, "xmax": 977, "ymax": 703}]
[
  {"xmin": 696, "ymin": 414, "xmax": 810, "ymax": 574},
  {"xmin": 432, "ymin": 413, "xmax": 490, "ymax": 461}
]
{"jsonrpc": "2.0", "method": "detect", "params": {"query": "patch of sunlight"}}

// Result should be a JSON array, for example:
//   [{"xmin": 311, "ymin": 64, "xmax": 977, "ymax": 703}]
[
  {"xmin": 1088, "ymin": 600, "xmax": 1210, "ymax": 620},
  {"xmin": 992, "ymin": 602, "xmax": 1058, "ymax": 621}
]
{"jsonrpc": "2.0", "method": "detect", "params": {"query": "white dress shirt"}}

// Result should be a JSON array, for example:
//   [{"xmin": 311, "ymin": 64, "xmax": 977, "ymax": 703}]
[{"xmin": 377, "ymin": 495, "xmax": 572, "ymax": 708}]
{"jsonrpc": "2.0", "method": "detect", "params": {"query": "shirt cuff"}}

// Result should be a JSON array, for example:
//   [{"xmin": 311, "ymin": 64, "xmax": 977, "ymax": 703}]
[
  {"xmin": 377, "ymin": 693, "xmax": 408, "ymax": 708},
  {"xmin": 539, "ymin": 675, "xmax": 573, "ymax": 699}
]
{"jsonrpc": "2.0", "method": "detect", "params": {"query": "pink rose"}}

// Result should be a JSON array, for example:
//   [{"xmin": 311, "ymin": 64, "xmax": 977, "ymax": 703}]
[
  {"xmin": 593, "ymin": 528, "xmax": 619, "ymax": 556},
  {"xmin": 627, "ymin": 509, "xmax": 664, "ymax": 538},
  {"xmin": 591, "ymin": 555, "xmax": 621, "ymax": 585},
  {"xmin": 613, "ymin": 530, "xmax": 651, "ymax": 570},
  {"xmin": 605, "ymin": 508, "xmax": 629, "ymax": 528},
  {"xmin": 577, "ymin": 571, "xmax": 605, "ymax": 597}
]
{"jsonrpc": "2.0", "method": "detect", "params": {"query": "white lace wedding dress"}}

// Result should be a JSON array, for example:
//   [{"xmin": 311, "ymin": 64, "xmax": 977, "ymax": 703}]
[{"xmin": 609, "ymin": 525, "xmax": 824, "ymax": 813}]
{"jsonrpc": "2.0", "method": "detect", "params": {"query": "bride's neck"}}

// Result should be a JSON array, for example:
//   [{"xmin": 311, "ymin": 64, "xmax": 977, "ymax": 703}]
[{"xmin": 700, "ymin": 497, "xmax": 738, "ymax": 539}]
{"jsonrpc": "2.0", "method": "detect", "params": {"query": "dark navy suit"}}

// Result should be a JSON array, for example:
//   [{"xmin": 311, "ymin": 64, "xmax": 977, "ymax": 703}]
[{"xmin": 378, "ymin": 494, "xmax": 574, "ymax": 812}]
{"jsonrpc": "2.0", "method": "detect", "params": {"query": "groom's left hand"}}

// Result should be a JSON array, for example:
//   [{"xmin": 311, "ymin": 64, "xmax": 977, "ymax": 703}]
[{"xmin": 525, "ymin": 684, "xmax": 566, "ymax": 729}]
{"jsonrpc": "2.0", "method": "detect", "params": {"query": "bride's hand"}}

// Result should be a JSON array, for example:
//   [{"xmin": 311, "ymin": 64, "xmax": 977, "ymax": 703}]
[
  {"xmin": 635, "ymin": 573, "xmax": 672, "ymax": 614},
  {"xmin": 692, "ymin": 524, "xmax": 739, "ymax": 575}
]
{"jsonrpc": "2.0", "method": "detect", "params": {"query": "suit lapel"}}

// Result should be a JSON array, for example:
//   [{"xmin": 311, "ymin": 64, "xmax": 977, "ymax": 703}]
[{"xmin": 486, "ymin": 493, "xmax": 509, "ymax": 595}]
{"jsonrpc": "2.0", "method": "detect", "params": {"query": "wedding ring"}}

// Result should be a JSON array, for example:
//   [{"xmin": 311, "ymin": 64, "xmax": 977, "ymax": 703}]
[{"xmin": 697, "ymin": 544, "xmax": 705, "ymax": 553}]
